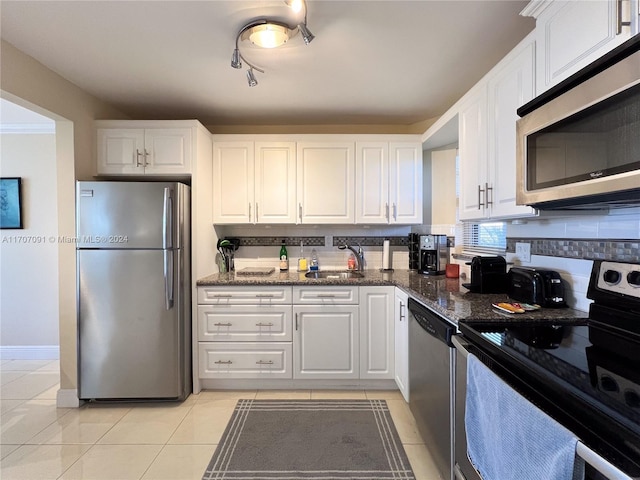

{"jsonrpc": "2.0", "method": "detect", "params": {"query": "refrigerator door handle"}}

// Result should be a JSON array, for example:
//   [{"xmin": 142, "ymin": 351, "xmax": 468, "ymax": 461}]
[
  {"xmin": 163, "ymin": 187, "xmax": 173, "ymax": 249},
  {"xmin": 164, "ymin": 249, "xmax": 174, "ymax": 310}
]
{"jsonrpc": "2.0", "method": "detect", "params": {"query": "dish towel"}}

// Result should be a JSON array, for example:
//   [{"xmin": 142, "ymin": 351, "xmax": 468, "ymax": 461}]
[{"xmin": 465, "ymin": 354, "xmax": 585, "ymax": 480}]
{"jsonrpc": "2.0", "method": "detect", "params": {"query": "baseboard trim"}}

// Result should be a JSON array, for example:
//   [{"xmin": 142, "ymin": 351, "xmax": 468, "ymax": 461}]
[
  {"xmin": 57, "ymin": 389, "xmax": 83, "ymax": 408},
  {"xmin": 0, "ymin": 345, "xmax": 59, "ymax": 360}
]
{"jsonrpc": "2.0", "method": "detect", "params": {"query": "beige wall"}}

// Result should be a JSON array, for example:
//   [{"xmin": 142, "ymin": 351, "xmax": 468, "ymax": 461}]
[
  {"xmin": 1, "ymin": 40, "xmax": 129, "ymax": 398},
  {"xmin": 0, "ymin": 133, "xmax": 59, "ymax": 349},
  {"xmin": 430, "ymin": 148, "xmax": 457, "ymax": 226}
]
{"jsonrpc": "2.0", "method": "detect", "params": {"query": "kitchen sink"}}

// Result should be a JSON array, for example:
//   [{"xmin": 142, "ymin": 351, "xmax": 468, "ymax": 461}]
[{"xmin": 304, "ymin": 270, "xmax": 364, "ymax": 280}]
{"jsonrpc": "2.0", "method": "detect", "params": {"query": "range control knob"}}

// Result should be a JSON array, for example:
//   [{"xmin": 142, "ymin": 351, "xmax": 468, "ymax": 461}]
[
  {"xmin": 600, "ymin": 375, "xmax": 619, "ymax": 392},
  {"xmin": 624, "ymin": 390, "xmax": 640, "ymax": 409},
  {"xmin": 627, "ymin": 271, "xmax": 640, "ymax": 287},
  {"xmin": 603, "ymin": 270, "xmax": 621, "ymax": 285}
]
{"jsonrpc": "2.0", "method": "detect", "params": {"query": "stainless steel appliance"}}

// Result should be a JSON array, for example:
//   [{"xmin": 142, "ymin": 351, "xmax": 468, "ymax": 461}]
[
  {"xmin": 419, "ymin": 234, "xmax": 448, "ymax": 275},
  {"xmin": 516, "ymin": 36, "xmax": 640, "ymax": 209},
  {"xmin": 76, "ymin": 181, "xmax": 191, "ymax": 401},
  {"xmin": 458, "ymin": 260, "xmax": 640, "ymax": 479},
  {"xmin": 408, "ymin": 298, "xmax": 456, "ymax": 480}
]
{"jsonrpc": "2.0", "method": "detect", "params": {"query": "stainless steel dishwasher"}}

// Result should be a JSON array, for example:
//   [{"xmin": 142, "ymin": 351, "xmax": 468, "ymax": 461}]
[{"xmin": 408, "ymin": 298, "xmax": 456, "ymax": 480}]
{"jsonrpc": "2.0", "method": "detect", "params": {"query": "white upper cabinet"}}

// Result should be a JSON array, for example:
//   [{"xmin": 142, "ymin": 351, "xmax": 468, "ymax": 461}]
[
  {"xmin": 97, "ymin": 123, "xmax": 192, "ymax": 175},
  {"xmin": 297, "ymin": 141, "xmax": 355, "ymax": 224},
  {"xmin": 212, "ymin": 141, "xmax": 254, "ymax": 224},
  {"xmin": 355, "ymin": 141, "xmax": 423, "ymax": 224},
  {"xmin": 212, "ymin": 140, "xmax": 297, "ymax": 224},
  {"xmin": 389, "ymin": 142, "xmax": 423, "ymax": 224},
  {"xmin": 458, "ymin": 37, "xmax": 536, "ymax": 221},
  {"xmin": 255, "ymin": 142, "xmax": 297, "ymax": 224},
  {"xmin": 487, "ymin": 41, "xmax": 537, "ymax": 219},
  {"xmin": 523, "ymin": 0, "xmax": 637, "ymax": 95}
]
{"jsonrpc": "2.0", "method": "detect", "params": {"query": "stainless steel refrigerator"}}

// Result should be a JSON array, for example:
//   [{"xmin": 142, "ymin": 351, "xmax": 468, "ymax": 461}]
[{"xmin": 76, "ymin": 181, "xmax": 191, "ymax": 400}]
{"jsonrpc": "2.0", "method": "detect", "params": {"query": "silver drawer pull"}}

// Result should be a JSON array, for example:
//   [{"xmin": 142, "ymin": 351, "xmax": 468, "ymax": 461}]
[
  {"xmin": 214, "ymin": 360, "xmax": 233, "ymax": 365},
  {"xmin": 255, "ymin": 294, "xmax": 275, "ymax": 298},
  {"xmin": 212, "ymin": 294, "xmax": 232, "ymax": 298},
  {"xmin": 214, "ymin": 322, "xmax": 233, "ymax": 327},
  {"xmin": 256, "ymin": 360, "xmax": 274, "ymax": 365},
  {"xmin": 316, "ymin": 294, "xmax": 337, "ymax": 298},
  {"xmin": 256, "ymin": 322, "xmax": 274, "ymax": 327}
]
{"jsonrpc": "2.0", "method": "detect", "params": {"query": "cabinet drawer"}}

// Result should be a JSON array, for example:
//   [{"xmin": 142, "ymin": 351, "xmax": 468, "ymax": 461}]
[
  {"xmin": 197, "ymin": 305, "xmax": 292, "ymax": 342},
  {"xmin": 293, "ymin": 286, "xmax": 359, "ymax": 304},
  {"xmin": 197, "ymin": 286, "xmax": 292, "ymax": 304},
  {"xmin": 199, "ymin": 343, "xmax": 292, "ymax": 379}
]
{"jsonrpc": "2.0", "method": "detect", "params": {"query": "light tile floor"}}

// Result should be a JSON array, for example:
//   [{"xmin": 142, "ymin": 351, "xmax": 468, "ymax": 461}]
[{"xmin": 0, "ymin": 360, "xmax": 442, "ymax": 480}]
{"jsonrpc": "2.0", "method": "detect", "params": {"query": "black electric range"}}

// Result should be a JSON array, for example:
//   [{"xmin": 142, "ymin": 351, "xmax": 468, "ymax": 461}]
[{"xmin": 459, "ymin": 260, "xmax": 640, "ymax": 479}]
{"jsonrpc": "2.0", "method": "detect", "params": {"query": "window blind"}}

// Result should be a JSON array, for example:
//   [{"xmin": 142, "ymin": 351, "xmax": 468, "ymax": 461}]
[{"xmin": 462, "ymin": 221, "xmax": 506, "ymax": 255}]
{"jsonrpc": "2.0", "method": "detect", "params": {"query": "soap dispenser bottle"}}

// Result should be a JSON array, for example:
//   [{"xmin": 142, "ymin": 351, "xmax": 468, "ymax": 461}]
[{"xmin": 310, "ymin": 249, "xmax": 319, "ymax": 271}]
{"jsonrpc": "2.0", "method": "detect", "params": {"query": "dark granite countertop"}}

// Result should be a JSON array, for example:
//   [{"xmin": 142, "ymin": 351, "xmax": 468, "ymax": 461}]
[{"xmin": 197, "ymin": 269, "xmax": 589, "ymax": 325}]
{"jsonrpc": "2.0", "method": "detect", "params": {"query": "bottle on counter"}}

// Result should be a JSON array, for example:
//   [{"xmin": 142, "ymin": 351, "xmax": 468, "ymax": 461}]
[
  {"xmin": 279, "ymin": 240, "xmax": 289, "ymax": 271},
  {"xmin": 310, "ymin": 248, "xmax": 319, "ymax": 271},
  {"xmin": 298, "ymin": 241, "xmax": 307, "ymax": 272},
  {"xmin": 347, "ymin": 254, "xmax": 356, "ymax": 270}
]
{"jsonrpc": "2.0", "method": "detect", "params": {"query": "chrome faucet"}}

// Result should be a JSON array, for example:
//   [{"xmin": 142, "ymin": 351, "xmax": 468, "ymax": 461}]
[{"xmin": 338, "ymin": 242, "xmax": 365, "ymax": 271}]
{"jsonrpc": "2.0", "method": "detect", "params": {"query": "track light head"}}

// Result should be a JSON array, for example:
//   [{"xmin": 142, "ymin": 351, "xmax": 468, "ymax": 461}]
[
  {"xmin": 246, "ymin": 68, "xmax": 258, "ymax": 87},
  {"xmin": 298, "ymin": 23, "xmax": 315, "ymax": 45},
  {"xmin": 231, "ymin": 48, "xmax": 242, "ymax": 69}
]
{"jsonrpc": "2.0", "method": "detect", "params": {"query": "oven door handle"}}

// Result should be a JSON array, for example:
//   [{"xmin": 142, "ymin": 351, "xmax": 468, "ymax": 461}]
[
  {"xmin": 576, "ymin": 442, "xmax": 633, "ymax": 480},
  {"xmin": 452, "ymin": 335, "xmax": 469, "ymax": 358}
]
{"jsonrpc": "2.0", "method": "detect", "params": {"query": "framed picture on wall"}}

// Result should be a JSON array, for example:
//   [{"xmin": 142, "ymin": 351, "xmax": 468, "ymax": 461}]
[{"xmin": 0, "ymin": 177, "xmax": 23, "ymax": 229}]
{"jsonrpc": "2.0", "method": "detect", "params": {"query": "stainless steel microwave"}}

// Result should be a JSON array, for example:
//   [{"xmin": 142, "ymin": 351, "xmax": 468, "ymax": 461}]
[{"xmin": 516, "ymin": 39, "xmax": 640, "ymax": 209}]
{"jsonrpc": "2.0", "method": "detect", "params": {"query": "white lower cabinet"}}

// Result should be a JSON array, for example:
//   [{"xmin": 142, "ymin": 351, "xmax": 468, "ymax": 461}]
[
  {"xmin": 359, "ymin": 286, "xmax": 395, "ymax": 379},
  {"xmin": 199, "ymin": 343, "xmax": 292, "ymax": 379},
  {"xmin": 394, "ymin": 288, "xmax": 409, "ymax": 402},
  {"xmin": 293, "ymin": 304, "xmax": 359, "ymax": 379},
  {"xmin": 197, "ymin": 286, "xmax": 294, "ymax": 379}
]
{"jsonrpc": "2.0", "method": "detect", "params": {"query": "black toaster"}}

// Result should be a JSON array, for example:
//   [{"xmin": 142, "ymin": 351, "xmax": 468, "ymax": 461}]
[
  {"xmin": 508, "ymin": 267, "xmax": 567, "ymax": 308},
  {"xmin": 462, "ymin": 256, "xmax": 508, "ymax": 294}
]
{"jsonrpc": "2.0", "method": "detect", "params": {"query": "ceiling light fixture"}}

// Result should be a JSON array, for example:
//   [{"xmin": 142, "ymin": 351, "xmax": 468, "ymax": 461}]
[{"xmin": 230, "ymin": 0, "xmax": 315, "ymax": 86}]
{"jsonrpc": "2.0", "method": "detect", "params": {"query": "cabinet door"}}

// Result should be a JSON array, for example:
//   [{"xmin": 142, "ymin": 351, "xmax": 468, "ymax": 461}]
[
  {"xmin": 297, "ymin": 142, "xmax": 355, "ymax": 224},
  {"xmin": 534, "ymin": 0, "xmax": 634, "ymax": 95},
  {"xmin": 97, "ymin": 128, "xmax": 145, "ymax": 175},
  {"xmin": 359, "ymin": 287, "xmax": 394, "ymax": 379},
  {"xmin": 144, "ymin": 128, "xmax": 192, "ymax": 174},
  {"xmin": 255, "ymin": 142, "xmax": 297, "ymax": 224},
  {"xmin": 212, "ymin": 141, "xmax": 254, "ymax": 224},
  {"xmin": 389, "ymin": 142, "xmax": 423, "ymax": 224},
  {"xmin": 458, "ymin": 91, "xmax": 488, "ymax": 221},
  {"xmin": 293, "ymin": 305, "xmax": 359, "ymax": 379},
  {"xmin": 394, "ymin": 288, "xmax": 409, "ymax": 402},
  {"xmin": 487, "ymin": 41, "xmax": 537, "ymax": 219},
  {"xmin": 355, "ymin": 142, "xmax": 389, "ymax": 224}
]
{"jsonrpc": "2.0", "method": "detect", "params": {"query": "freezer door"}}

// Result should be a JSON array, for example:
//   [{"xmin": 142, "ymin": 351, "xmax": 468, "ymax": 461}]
[
  {"xmin": 76, "ymin": 181, "xmax": 187, "ymax": 249},
  {"xmin": 78, "ymin": 248, "xmax": 185, "ymax": 399}
]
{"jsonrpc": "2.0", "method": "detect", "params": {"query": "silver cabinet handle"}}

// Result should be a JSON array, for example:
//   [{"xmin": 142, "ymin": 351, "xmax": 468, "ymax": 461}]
[
  {"xmin": 393, "ymin": 203, "xmax": 397, "ymax": 220},
  {"xmin": 399, "ymin": 302, "xmax": 405, "ymax": 321},
  {"xmin": 316, "ymin": 294, "xmax": 337, "ymax": 298},
  {"xmin": 214, "ymin": 322, "xmax": 232, "ymax": 327},
  {"xmin": 299, "ymin": 203, "xmax": 303, "ymax": 221},
  {"xmin": 478, "ymin": 184, "xmax": 484, "ymax": 209},
  {"xmin": 617, "ymin": 0, "xmax": 631, "ymax": 34},
  {"xmin": 143, "ymin": 149, "xmax": 150, "ymax": 167},
  {"xmin": 385, "ymin": 202, "xmax": 389, "ymax": 220},
  {"xmin": 214, "ymin": 360, "xmax": 233, "ymax": 365},
  {"xmin": 256, "ymin": 322, "xmax": 274, "ymax": 327},
  {"xmin": 255, "ymin": 294, "xmax": 274, "ymax": 298},
  {"xmin": 136, "ymin": 149, "xmax": 144, "ymax": 167},
  {"xmin": 295, "ymin": 313, "xmax": 299, "ymax": 330},
  {"xmin": 248, "ymin": 202, "xmax": 252, "ymax": 222},
  {"xmin": 256, "ymin": 360, "xmax": 274, "ymax": 365},
  {"xmin": 486, "ymin": 182, "xmax": 493, "ymax": 207},
  {"xmin": 255, "ymin": 203, "xmax": 259, "ymax": 221},
  {"xmin": 212, "ymin": 294, "xmax": 233, "ymax": 298}
]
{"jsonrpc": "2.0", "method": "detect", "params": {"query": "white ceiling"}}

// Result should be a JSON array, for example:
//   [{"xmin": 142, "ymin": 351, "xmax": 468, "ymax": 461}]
[{"xmin": 0, "ymin": 1, "xmax": 535, "ymax": 127}]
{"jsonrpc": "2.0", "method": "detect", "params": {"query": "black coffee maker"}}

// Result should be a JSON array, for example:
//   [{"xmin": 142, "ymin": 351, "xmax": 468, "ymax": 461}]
[{"xmin": 419, "ymin": 234, "xmax": 448, "ymax": 275}]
